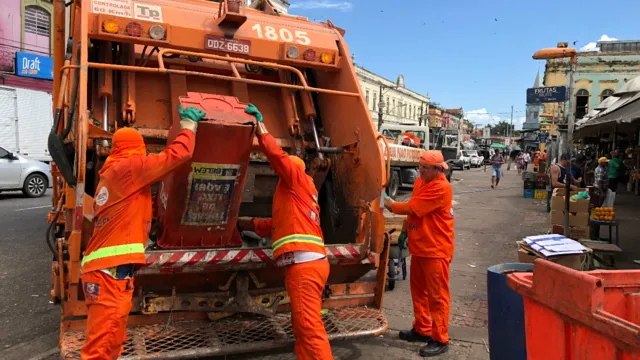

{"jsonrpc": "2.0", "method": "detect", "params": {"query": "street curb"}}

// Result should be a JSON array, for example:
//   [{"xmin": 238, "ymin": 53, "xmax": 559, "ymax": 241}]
[{"xmin": 0, "ymin": 332, "xmax": 58, "ymax": 360}]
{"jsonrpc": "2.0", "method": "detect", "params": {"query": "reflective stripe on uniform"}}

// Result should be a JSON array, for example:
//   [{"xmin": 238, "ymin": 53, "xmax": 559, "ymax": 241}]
[
  {"xmin": 272, "ymin": 234, "xmax": 324, "ymax": 252},
  {"xmin": 81, "ymin": 243, "xmax": 145, "ymax": 267}
]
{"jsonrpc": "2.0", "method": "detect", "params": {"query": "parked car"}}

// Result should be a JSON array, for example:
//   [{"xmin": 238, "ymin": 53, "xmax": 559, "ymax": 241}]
[
  {"xmin": 0, "ymin": 146, "xmax": 53, "ymax": 197},
  {"xmin": 466, "ymin": 150, "xmax": 484, "ymax": 167},
  {"xmin": 458, "ymin": 150, "xmax": 471, "ymax": 170}
]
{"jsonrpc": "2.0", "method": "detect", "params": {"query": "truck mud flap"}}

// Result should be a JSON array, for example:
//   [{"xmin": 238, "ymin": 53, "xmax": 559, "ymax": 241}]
[{"xmin": 60, "ymin": 307, "xmax": 387, "ymax": 359}]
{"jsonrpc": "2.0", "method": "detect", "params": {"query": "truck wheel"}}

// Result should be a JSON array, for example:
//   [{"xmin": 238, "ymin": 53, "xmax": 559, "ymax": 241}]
[
  {"xmin": 446, "ymin": 169, "xmax": 452, "ymax": 182},
  {"xmin": 387, "ymin": 171, "xmax": 400, "ymax": 199},
  {"xmin": 23, "ymin": 173, "xmax": 47, "ymax": 198}
]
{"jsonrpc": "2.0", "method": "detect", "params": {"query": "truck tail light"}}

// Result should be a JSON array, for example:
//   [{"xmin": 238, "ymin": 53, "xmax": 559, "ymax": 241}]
[
  {"xmin": 303, "ymin": 49, "xmax": 316, "ymax": 61},
  {"xmin": 125, "ymin": 22, "xmax": 143, "ymax": 37},
  {"xmin": 149, "ymin": 24, "xmax": 166, "ymax": 40},
  {"xmin": 102, "ymin": 19, "xmax": 119, "ymax": 34},
  {"xmin": 320, "ymin": 51, "xmax": 335, "ymax": 64},
  {"xmin": 286, "ymin": 45, "xmax": 299, "ymax": 59}
]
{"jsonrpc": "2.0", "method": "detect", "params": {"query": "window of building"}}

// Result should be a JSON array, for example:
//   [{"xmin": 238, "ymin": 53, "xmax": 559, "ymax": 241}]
[
  {"xmin": 392, "ymin": 99, "xmax": 395, "ymax": 114},
  {"xmin": 365, "ymin": 90, "xmax": 369, "ymax": 109},
  {"xmin": 373, "ymin": 92, "xmax": 377, "ymax": 111},
  {"xmin": 22, "ymin": 2, "xmax": 53, "ymax": 55},
  {"xmin": 404, "ymin": 105, "xmax": 407, "ymax": 118},
  {"xmin": 601, "ymin": 89, "xmax": 614, "ymax": 102},
  {"xmin": 386, "ymin": 97, "xmax": 390, "ymax": 114},
  {"xmin": 575, "ymin": 89, "xmax": 589, "ymax": 119}
]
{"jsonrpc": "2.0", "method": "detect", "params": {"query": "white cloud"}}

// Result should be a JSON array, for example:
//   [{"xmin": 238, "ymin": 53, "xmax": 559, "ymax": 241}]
[
  {"xmin": 466, "ymin": 108, "xmax": 501, "ymax": 127},
  {"xmin": 515, "ymin": 116, "xmax": 526, "ymax": 131},
  {"xmin": 290, "ymin": 1, "xmax": 353, "ymax": 11},
  {"xmin": 580, "ymin": 34, "xmax": 618, "ymax": 52}
]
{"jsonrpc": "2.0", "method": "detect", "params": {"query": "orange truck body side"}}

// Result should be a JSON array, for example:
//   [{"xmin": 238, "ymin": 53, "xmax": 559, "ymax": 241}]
[{"xmin": 48, "ymin": 0, "xmax": 391, "ymax": 358}]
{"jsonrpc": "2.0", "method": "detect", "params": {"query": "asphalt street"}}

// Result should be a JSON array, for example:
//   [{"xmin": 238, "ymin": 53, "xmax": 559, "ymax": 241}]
[{"xmin": 0, "ymin": 166, "xmax": 548, "ymax": 359}]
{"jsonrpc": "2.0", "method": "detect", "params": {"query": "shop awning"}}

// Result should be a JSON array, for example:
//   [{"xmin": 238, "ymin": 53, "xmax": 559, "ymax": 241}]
[{"xmin": 490, "ymin": 143, "xmax": 507, "ymax": 149}]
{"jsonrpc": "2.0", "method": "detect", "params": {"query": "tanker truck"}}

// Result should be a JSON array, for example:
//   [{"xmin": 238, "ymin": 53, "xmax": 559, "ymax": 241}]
[{"xmin": 47, "ymin": 0, "xmax": 391, "ymax": 358}]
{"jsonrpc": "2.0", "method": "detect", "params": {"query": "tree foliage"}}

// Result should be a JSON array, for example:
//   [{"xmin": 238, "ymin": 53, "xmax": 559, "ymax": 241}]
[{"xmin": 491, "ymin": 121, "xmax": 515, "ymax": 136}]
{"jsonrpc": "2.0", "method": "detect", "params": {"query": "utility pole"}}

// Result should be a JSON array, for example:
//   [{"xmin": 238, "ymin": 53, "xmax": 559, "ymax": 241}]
[
  {"xmin": 377, "ymin": 84, "xmax": 384, "ymax": 131},
  {"xmin": 509, "ymin": 105, "xmax": 513, "ymax": 146}
]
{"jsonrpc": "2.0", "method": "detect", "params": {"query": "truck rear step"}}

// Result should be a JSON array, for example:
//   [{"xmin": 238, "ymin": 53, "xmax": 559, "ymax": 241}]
[{"xmin": 60, "ymin": 307, "xmax": 387, "ymax": 359}]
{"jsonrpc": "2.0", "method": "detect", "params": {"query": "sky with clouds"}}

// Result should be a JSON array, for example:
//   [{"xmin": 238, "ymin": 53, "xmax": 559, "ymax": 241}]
[{"xmin": 288, "ymin": 0, "xmax": 640, "ymax": 129}]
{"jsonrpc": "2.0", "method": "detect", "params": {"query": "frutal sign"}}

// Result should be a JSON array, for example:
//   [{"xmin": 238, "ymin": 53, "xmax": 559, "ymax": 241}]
[{"xmin": 526, "ymin": 86, "xmax": 567, "ymax": 104}]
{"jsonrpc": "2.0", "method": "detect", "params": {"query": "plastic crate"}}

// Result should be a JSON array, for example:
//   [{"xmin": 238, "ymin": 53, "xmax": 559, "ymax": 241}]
[
  {"xmin": 523, "ymin": 180, "xmax": 535, "ymax": 190},
  {"xmin": 508, "ymin": 260, "xmax": 640, "ymax": 359},
  {"xmin": 523, "ymin": 189, "xmax": 534, "ymax": 198},
  {"xmin": 534, "ymin": 189, "xmax": 546, "ymax": 199}
]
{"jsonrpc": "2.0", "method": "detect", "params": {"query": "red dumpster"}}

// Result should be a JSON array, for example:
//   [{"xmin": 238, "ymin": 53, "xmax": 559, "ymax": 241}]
[{"xmin": 507, "ymin": 259, "xmax": 640, "ymax": 359}]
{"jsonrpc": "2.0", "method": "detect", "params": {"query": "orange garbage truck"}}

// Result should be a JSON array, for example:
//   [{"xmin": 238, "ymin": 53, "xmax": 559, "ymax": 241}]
[{"xmin": 47, "ymin": 0, "xmax": 392, "ymax": 358}]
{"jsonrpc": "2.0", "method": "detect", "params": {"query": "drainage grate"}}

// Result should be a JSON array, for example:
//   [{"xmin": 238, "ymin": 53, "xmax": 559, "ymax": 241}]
[{"xmin": 61, "ymin": 307, "xmax": 387, "ymax": 359}]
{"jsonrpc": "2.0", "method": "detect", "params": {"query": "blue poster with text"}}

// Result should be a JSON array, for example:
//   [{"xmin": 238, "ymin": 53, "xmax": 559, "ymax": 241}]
[{"xmin": 15, "ymin": 52, "xmax": 53, "ymax": 80}]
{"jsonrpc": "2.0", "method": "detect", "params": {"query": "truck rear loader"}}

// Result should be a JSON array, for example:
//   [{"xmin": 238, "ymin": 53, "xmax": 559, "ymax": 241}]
[{"xmin": 47, "ymin": 0, "xmax": 392, "ymax": 358}]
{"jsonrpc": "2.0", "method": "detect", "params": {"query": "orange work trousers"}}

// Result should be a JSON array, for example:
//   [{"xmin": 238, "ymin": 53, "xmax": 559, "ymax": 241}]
[
  {"xmin": 285, "ymin": 259, "xmax": 334, "ymax": 360},
  {"xmin": 410, "ymin": 256, "xmax": 451, "ymax": 344},
  {"xmin": 80, "ymin": 270, "xmax": 134, "ymax": 360}
]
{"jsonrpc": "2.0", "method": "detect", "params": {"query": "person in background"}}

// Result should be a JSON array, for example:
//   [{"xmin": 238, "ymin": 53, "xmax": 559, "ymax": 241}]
[
  {"xmin": 585, "ymin": 154, "xmax": 598, "ymax": 186},
  {"xmin": 547, "ymin": 153, "xmax": 578, "ymax": 213},
  {"xmin": 523, "ymin": 151, "xmax": 531, "ymax": 172},
  {"xmin": 539, "ymin": 150, "xmax": 548, "ymax": 172},
  {"xmin": 571, "ymin": 154, "xmax": 586, "ymax": 188},
  {"xmin": 81, "ymin": 105, "xmax": 201, "ymax": 359},
  {"xmin": 516, "ymin": 152, "xmax": 525, "ymax": 175},
  {"xmin": 533, "ymin": 150, "xmax": 540, "ymax": 172},
  {"xmin": 383, "ymin": 150, "xmax": 454, "ymax": 357},
  {"xmin": 594, "ymin": 157, "xmax": 609, "ymax": 207},
  {"xmin": 608, "ymin": 150, "xmax": 624, "ymax": 193},
  {"xmin": 490, "ymin": 149, "xmax": 505, "ymax": 189},
  {"xmin": 238, "ymin": 104, "xmax": 333, "ymax": 360}
]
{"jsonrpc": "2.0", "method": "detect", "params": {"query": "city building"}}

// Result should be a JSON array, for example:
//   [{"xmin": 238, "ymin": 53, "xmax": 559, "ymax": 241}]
[
  {"xmin": 355, "ymin": 64, "xmax": 430, "ymax": 128},
  {"xmin": 428, "ymin": 107, "xmax": 443, "ymax": 127},
  {"xmin": 0, "ymin": 0, "xmax": 54, "ymax": 92},
  {"xmin": 543, "ymin": 40, "xmax": 640, "ymax": 121},
  {"xmin": 524, "ymin": 72, "xmax": 544, "ymax": 130},
  {"xmin": 245, "ymin": 0, "xmax": 290, "ymax": 13}
]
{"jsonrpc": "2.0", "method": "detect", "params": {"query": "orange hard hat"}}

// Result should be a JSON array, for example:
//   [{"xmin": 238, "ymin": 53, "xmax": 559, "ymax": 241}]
[{"xmin": 420, "ymin": 150, "xmax": 448, "ymax": 170}]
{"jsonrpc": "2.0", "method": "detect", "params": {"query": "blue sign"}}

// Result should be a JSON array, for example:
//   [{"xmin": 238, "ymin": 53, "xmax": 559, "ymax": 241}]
[
  {"xmin": 538, "ymin": 132, "xmax": 550, "ymax": 142},
  {"xmin": 15, "ymin": 52, "xmax": 53, "ymax": 80},
  {"xmin": 526, "ymin": 86, "xmax": 567, "ymax": 104}
]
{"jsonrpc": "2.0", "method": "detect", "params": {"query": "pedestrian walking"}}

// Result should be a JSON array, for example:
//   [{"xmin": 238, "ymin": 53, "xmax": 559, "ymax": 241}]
[
  {"xmin": 490, "ymin": 150, "xmax": 505, "ymax": 189},
  {"xmin": 383, "ymin": 150, "xmax": 454, "ymax": 357},
  {"xmin": 80, "ymin": 104, "xmax": 201, "ymax": 359},
  {"xmin": 516, "ymin": 152, "xmax": 525, "ymax": 175},
  {"xmin": 523, "ymin": 151, "xmax": 531, "ymax": 172},
  {"xmin": 238, "ymin": 104, "xmax": 333, "ymax": 360},
  {"xmin": 607, "ymin": 150, "xmax": 624, "ymax": 193}
]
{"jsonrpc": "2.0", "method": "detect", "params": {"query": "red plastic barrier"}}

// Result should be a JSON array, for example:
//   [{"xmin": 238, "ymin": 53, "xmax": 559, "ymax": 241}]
[{"xmin": 507, "ymin": 259, "xmax": 640, "ymax": 360}]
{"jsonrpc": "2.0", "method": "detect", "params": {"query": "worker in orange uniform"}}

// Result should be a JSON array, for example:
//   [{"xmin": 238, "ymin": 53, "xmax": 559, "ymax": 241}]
[
  {"xmin": 238, "ymin": 103, "xmax": 333, "ymax": 360},
  {"xmin": 384, "ymin": 150, "xmax": 454, "ymax": 357},
  {"xmin": 80, "ymin": 104, "xmax": 204, "ymax": 359}
]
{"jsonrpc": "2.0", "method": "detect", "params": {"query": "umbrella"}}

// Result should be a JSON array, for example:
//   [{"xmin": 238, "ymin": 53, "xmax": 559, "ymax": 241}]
[
  {"xmin": 511, "ymin": 146, "xmax": 522, "ymax": 151},
  {"xmin": 490, "ymin": 143, "xmax": 507, "ymax": 149}
]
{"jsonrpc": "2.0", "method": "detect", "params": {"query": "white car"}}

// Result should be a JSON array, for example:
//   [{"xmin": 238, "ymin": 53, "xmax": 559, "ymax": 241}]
[
  {"xmin": 0, "ymin": 146, "xmax": 53, "ymax": 197},
  {"xmin": 466, "ymin": 150, "xmax": 484, "ymax": 167},
  {"xmin": 458, "ymin": 150, "xmax": 471, "ymax": 170}
]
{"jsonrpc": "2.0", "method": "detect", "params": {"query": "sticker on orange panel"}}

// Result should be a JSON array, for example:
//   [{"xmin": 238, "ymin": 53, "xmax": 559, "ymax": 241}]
[
  {"xmin": 91, "ymin": 0, "xmax": 133, "ymax": 18},
  {"xmin": 134, "ymin": 2, "xmax": 163, "ymax": 23},
  {"xmin": 181, "ymin": 163, "xmax": 240, "ymax": 226}
]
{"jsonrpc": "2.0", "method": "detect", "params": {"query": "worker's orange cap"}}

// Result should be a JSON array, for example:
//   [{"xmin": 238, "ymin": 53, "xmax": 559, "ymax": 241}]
[
  {"xmin": 420, "ymin": 150, "xmax": 448, "ymax": 170},
  {"xmin": 112, "ymin": 128, "xmax": 146, "ymax": 155},
  {"xmin": 289, "ymin": 155, "xmax": 305, "ymax": 170}
]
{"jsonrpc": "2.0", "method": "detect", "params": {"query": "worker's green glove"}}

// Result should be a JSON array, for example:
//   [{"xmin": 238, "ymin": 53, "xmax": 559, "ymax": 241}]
[
  {"xmin": 244, "ymin": 103, "xmax": 263, "ymax": 123},
  {"xmin": 398, "ymin": 231, "xmax": 408, "ymax": 249},
  {"xmin": 178, "ymin": 104, "xmax": 206, "ymax": 122}
]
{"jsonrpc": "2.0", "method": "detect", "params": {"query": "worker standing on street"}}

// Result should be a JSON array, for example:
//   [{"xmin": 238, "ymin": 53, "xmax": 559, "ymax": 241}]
[
  {"xmin": 384, "ymin": 150, "xmax": 454, "ymax": 357},
  {"xmin": 80, "ymin": 104, "xmax": 203, "ymax": 359},
  {"xmin": 238, "ymin": 104, "xmax": 333, "ymax": 360}
]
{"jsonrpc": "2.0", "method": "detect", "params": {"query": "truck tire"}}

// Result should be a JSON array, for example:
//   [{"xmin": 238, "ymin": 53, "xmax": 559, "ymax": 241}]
[
  {"xmin": 387, "ymin": 171, "xmax": 400, "ymax": 199},
  {"xmin": 446, "ymin": 169, "xmax": 453, "ymax": 182},
  {"xmin": 23, "ymin": 173, "xmax": 47, "ymax": 198}
]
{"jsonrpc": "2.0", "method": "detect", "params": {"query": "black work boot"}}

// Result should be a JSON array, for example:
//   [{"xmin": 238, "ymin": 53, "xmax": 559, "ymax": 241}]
[
  {"xmin": 419, "ymin": 341, "xmax": 449, "ymax": 357},
  {"xmin": 398, "ymin": 328, "xmax": 432, "ymax": 343}
]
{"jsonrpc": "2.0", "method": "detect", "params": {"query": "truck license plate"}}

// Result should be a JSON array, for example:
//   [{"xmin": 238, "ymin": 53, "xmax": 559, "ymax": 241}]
[{"xmin": 204, "ymin": 35, "xmax": 251, "ymax": 55}]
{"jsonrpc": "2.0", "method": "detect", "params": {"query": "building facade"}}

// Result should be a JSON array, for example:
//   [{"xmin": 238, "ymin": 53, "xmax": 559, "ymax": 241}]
[
  {"xmin": 524, "ymin": 72, "xmax": 544, "ymax": 130},
  {"xmin": 355, "ymin": 65, "xmax": 430, "ymax": 127},
  {"xmin": 0, "ymin": 0, "xmax": 54, "ymax": 92},
  {"xmin": 543, "ymin": 40, "xmax": 640, "ymax": 121},
  {"xmin": 245, "ymin": 0, "xmax": 290, "ymax": 13}
]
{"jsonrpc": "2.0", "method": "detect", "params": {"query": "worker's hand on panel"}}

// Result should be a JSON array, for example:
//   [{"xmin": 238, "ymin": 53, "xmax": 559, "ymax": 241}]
[
  {"xmin": 178, "ymin": 104, "xmax": 206, "ymax": 133},
  {"xmin": 398, "ymin": 231, "xmax": 408, "ymax": 249},
  {"xmin": 383, "ymin": 195, "xmax": 395, "ymax": 210},
  {"xmin": 244, "ymin": 103, "xmax": 263, "ymax": 123}
]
